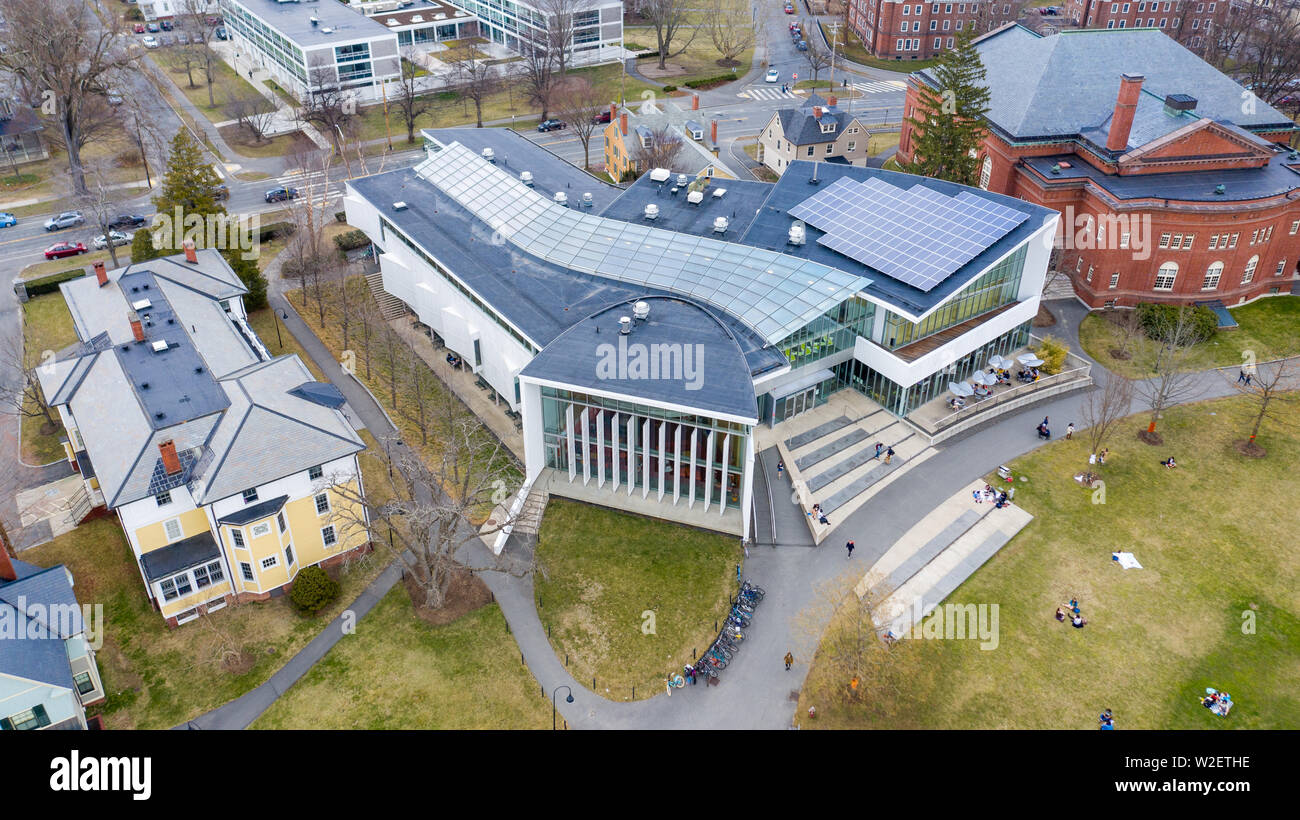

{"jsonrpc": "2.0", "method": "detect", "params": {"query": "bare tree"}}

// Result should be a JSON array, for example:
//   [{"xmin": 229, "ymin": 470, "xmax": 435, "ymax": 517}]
[
  {"xmin": 1078, "ymin": 373, "xmax": 1133, "ymax": 482},
  {"xmin": 1106, "ymin": 309, "xmax": 1144, "ymax": 364},
  {"xmin": 299, "ymin": 67, "xmax": 355, "ymax": 154},
  {"xmin": 328, "ymin": 403, "xmax": 526, "ymax": 611},
  {"xmin": 552, "ymin": 77, "xmax": 604, "ymax": 169},
  {"xmin": 1225, "ymin": 355, "xmax": 1299, "ymax": 456},
  {"xmin": 516, "ymin": 29, "xmax": 560, "ymax": 122},
  {"xmin": 705, "ymin": 0, "xmax": 756, "ymax": 68},
  {"xmin": 0, "ymin": 0, "xmax": 138, "ymax": 194},
  {"xmin": 282, "ymin": 147, "xmax": 337, "ymax": 326},
  {"xmin": 1196, "ymin": 0, "xmax": 1300, "ymax": 106},
  {"xmin": 176, "ymin": 0, "xmax": 223, "ymax": 108},
  {"xmin": 446, "ymin": 40, "xmax": 498, "ymax": 129},
  {"xmin": 641, "ymin": 0, "xmax": 701, "ymax": 71},
  {"xmin": 631, "ymin": 124, "xmax": 685, "ymax": 175},
  {"xmin": 78, "ymin": 160, "xmax": 128, "ymax": 269},
  {"xmin": 393, "ymin": 48, "xmax": 432, "ymax": 144},
  {"xmin": 223, "ymin": 85, "xmax": 278, "ymax": 144},
  {"xmin": 1133, "ymin": 306, "xmax": 1204, "ymax": 443},
  {"xmin": 0, "ymin": 332, "xmax": 59, "ymax": 434},
  {"xmin": 800, "ymin": 19, "xmax": 832, "ymax": 85},
  {"xmin": 538, "ymin": 0, "xmax": 593, "ymax": 77}
]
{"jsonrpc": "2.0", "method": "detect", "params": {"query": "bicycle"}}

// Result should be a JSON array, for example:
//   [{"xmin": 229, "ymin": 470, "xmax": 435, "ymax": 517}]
[{"xmin": 666, "ymin": 672, "xmax": 685, "ymax": 695}]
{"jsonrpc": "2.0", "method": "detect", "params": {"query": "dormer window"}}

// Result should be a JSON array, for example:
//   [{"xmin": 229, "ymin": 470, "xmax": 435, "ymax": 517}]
[{"xmin": 821, "ymin": 122, "xmax": 837, "ymax": 134}]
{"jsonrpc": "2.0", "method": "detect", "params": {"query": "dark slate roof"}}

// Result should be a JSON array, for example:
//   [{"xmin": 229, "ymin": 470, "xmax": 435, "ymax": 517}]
[
  {"xmin": 217, "ymin": 495, "xmax": 289, "ymax": 526},
  {"xmin": 920, "ymin": 26, "xmax": 1297, "ymax": 142},
  {"xmin": 138, "ymin": 531, "xmax": 222, "ymax": 582},
  {"xmin": 1021, "ymin": 149, "xmax": 1300, "ymax": 202},
  {"xmin": 287, "ymin": 381, "xmax": 347, "ymax": 410},
  {"xmin": 520, "ymin": 296, "xmax": 760, "ymax": 420},
  {"xmin": 737, "ymin": 161, "xmax": 1055, "ymax": 319},
  {"xmin": 74, "ymin": 450, "xmax": 95, "ymax": 480},
  {"xmin": 0, "ymin": 564, "xmax": 82, "ymax": 689},
  {"xmin": 599, "ymin": 173, "xmax": 774, "ymax": 240},
  {"xmin": 776, "ymin": 94, "xmax": 856, "ymax": 146},
  {"xmin": 0, "ymin": 100, "xmax": 42, "ymax": 139}
]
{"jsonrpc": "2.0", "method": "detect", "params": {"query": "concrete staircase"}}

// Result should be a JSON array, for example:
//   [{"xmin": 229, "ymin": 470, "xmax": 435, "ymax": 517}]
[
  {"xmin": 778, "ymin": 407, "xmax": 936, "ymax": 543},
  {"xmin": 365, "ymin": 271, "xmax": 408, "ymax": 320},
  {"xmin": 511, "ymin": 485, "xmax": 550, "ymax": 537},
  {"xmin": 859, "ymin": 480, "xmax": 1034, "ymax": 639}
]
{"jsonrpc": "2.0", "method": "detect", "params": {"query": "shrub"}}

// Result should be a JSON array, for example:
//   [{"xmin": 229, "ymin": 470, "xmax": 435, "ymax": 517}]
[
  {"xmin": 289, "ymin": 566, "xmax": 340, "ymax": 613},
  {"xmin": 661, "ymin": 85, "xmax": 677, "ymax": 93},
  {"xmin": 332, "ymin": 229, "xmax": 370, "ymax": 252},
  {"xmin": 1035, "ymin": 335, "xmax": 1070, "ymax": 375},
  {"xmin": 257, "ymin": 221, "xmax": 296, "ymax": 242},
  {"xmin": 22, "ymin": 269, "xmax": 87, "ymax": 297},
  {"xmin": 334, "ymin": 210, "xmax": 347, "ymax": 223},
  {"xmin": 1135, "ymin": 303, "xmax": 1217, "ymax": 344},
  {"xmin": 683, "ymin": 74, "xmax": 738, "ymax": 90}
]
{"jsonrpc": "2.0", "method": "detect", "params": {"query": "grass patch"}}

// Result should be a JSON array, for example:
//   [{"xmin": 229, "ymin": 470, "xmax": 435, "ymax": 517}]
[
  {"xmin": 800, "ymin": 395, "xmax": 1300, "ymax": 729},
  {"xmin": 251, "ymin": 587, "xmax": 546, "ymax": 729},
  {"xmin": 154, "ymin": 49, "xmax": 265, "ymax": 124},
  {"xmin": 1077, "ymin": 296, "xmax": 1300, "ymax": 378},
  {"xmin": 217, "ymin": 125, "xmax": 316, "ymax": 159},
  {"xmin": 627, "ymin": 25, "xmax": 752, "ymax": 85},
  {"xmin": 534, "ymin": 498, "xmax": 742, "ymax": 699},
  {"xmin": 19, "ymin": 292, "xmax": 78, "ymax": 464},
  {"xmin": 263, "ymin": 79, "xmax": 299, "ymax": 108},
  {"xmin": 868, "ymin": 130, "xmax": 901, "ymax": 156},
  {"xmin": 19, "ymin": 250, "xmax": 117, "ymax": 283},
  {"xmin": 20, "ymin": 508, "xmax": 391, "ymax": 729},
  {"xmin": 234, "ymin": 170, "xmax": 274, "ymax": 181}
]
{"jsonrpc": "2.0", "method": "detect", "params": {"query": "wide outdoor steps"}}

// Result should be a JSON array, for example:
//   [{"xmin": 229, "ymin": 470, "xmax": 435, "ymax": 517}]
[
  {"xmin": 365, "ymin": 271, "xmax": 408, "ymax": 320},
  {"xmin": 862, "ymin": 480, "xmax": 1033, "ymax": 639}
]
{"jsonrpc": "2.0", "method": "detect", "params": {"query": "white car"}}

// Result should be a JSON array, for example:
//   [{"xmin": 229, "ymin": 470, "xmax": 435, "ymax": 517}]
[
  {"xmin": 142, "ymin": 35, "xmax": 159, "ymax": 48},
  {"xmin": 93, "ymin": 230, "xmax": 133, "ymax": 249},
  {"xmin": 765, "ymin": 69, "xmax": 780, "ymax": 84}
]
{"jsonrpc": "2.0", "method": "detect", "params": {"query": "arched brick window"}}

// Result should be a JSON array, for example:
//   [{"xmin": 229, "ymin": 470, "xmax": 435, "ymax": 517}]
[
  {"xmin": 1201, "ymin": 261, "xmax": 1223, "ymax": 290},
  {"xmin": 1241, "ymin": 255, "xmax": 1258, "ymax": 284}
]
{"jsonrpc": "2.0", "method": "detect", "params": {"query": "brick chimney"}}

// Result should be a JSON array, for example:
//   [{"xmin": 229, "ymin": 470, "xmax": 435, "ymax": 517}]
[
  {"xmin": 1106, "ymin": 73, "xmax": 1144, "ymax": 153},
  {"xmin": 828, "ymin": 95, "xmax": 838, "ymax": 108},
  {"xmin": 159, "ymin": 439, "xmax": 182, "ymax": 476},
  {"xmin": 183, "ymin": 238, "xmax": 198, "ymax": 264},
  {"xmin": 0, "ymin": 541, "xmax": 16, "ymax": 583},
  {"xmin": 94, "ymin": 259, "xmax": 108, "ymax": 287},
  {"xmin": 128, "ymin": 310, "xmax": 145, "ymax": 343},
  {"xmin": 620, "ymin": 112, "xmax": 628, "ymax": 136},
  {"xmin": 710, "ymin": 119, "xmax": 718, "ymax": 145},
  {"xmin": 813, "ymin": 106, "xmax": 822, "ymax": 120},
  {"xmin": 692, "ymin": 93, "xmax": 700, "ymax": 111},
  {"xmin": 609, "ymin": 101, "xmax": 616, "ymax": 123}
]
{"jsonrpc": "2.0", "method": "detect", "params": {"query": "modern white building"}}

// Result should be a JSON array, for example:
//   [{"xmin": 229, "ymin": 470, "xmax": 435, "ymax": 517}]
[
  {"xmin": 219, "ymin": 0, "xmax": 401, "ymax": 103},
  {"xmin": 342, "ymin": 129, "xmax": 1057, "ymax": 538},
  {"xmin": 448, "ymin": 0, "xmax": 625, "ymax": 67}
]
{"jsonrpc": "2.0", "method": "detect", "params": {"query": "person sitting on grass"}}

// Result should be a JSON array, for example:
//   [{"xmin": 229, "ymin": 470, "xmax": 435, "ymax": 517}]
[
  {"xmin": 1055, "ymin": 606, "xmax": 1067, "ymax": 622},
  {"xmin": 1072, "ymin": 613, "xmax": 1087, "ymax": 628},
  {"xmin": 1162, "ymin": 457, "xmax": 1178, "ymax": 469}
]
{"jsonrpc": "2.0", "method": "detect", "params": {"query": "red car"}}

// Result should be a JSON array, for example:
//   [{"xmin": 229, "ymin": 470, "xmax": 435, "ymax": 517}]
[
  {"xmin": 784, "ymin": 3, "xmax": 795, "ymax": 13},
  {"xmin": 133, "ymin": 23, "xmax": 146, "ymax": 34},
  {"xmin": 44, "ymin": 242, "xmax": 87, "ymax": 260}
]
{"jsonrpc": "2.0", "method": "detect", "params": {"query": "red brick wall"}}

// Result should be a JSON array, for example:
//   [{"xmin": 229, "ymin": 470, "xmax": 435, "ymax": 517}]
[{"xmin": 849, "ymin": 0, "xmax": 1023, "ymax": 60}]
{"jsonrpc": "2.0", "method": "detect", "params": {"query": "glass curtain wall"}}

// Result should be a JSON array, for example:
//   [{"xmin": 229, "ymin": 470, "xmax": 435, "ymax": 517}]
[
  {"xmin": 540, "ymin": 387, "xmax": 749, "ymax": 509},
  {"xmin": 838, "ymin": 320, "xmax": 1031, "ymax": 415},
  {"xmin": 881, "ymin": 247, "xmax": 1026, "ymax": 350},
  {"xmin": 775, "ymin": 296, "xmax": 875, "ymax": 370}
]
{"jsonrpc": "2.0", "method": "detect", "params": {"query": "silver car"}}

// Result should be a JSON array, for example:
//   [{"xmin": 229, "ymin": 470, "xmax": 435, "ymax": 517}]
[
  {"xmin": 93, "ymin": 230, "xmax": 134, "ymax": 249},
  {"xmin": 44, "ymin": 211, "xmax": 85, "ymax": 231}
]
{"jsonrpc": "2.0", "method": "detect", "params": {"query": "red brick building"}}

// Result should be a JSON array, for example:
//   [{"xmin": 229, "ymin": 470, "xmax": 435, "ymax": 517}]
[
  {"xmin": 899, "ymin": 25, "xmax": 1300, "ymax": 308},
  {"xmin": 846, "ymin": 0, "xmax": 1023, "ymax": 61},
  {"xmin": 1063, "ymin": 0, "xmax": 1227, "ymax": 50}
]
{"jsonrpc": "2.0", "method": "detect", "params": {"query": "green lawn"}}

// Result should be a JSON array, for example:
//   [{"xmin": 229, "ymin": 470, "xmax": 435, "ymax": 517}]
[
  {"xmin": 251, "ymin": 587, "xmax": 548, "ymax": 729},
  {"xmin": 534, "ymin": 498, "xmax": 742, "ymax": 699},
  {"xmin": 154, "ymin": 49, "xmax": 265, "ymax": 124},
  {"xmin": 824, "ymin": 23, "xmax": 939, "ymax": 72},
  {"xmin": 19, "ymin": 292, "xmax": 79, "ymax": 464},
  {"xmin": 800, "ymin": 395, "xmax": 1300, "ymax": 729},
  {"xmin": 1078, "ymin": 296, "xmax": 1300, "ymax": 378},
  {"xmin": 628, "ymin": 25, "xmax": 754, "ymax": 86},
  {"xmin": 19, "ymin": 429, "xmax": 395, "ymax": 729},
  {"xmin": 217, "ymin": 125, "xmax": 316, "ymax": 159},
  {"xmin": 19, "ymin": 251, "xmax": 118, "ymax": 283}
]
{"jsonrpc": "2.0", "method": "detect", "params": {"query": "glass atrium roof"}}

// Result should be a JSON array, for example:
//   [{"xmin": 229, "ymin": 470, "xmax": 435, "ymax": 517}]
[{"xmin": 415, "ymin": 143, "xmax": 872, "ymax": 344}]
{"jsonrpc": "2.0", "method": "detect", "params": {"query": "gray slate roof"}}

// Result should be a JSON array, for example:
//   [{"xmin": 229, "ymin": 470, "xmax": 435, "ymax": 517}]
[
  {"xmin": 776, "ymin": 94, "xmax": 858, "ymax": 146},
  {"xmin": 921, "ymin": 26, "xmax": 1295, "ymax": 142},
  {"xmin": 0, "ymin": 564, "xmax": 82, "ymax": 690}
]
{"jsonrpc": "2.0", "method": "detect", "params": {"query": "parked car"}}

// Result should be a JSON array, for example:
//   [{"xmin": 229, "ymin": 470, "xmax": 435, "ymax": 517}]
[
  {"xmin": 206, "ymin": 16, "xmax": 222, "ymax": 26},
  {"xmin": 765, "ymin": 69, "xmax": 780, "ymax": 83},
  {"xmin": 159, "ymin": 35, "xmax": 174, "ymax": 46},
  {"xmin": 142, "ymin": 35, "xmax": 160, "ymax": 48},
  {"xmin": 537, "ymin": 119, "xmax": 566, "ymax": 132},
  {"xmin": 133, "ymin": 23, "xmax": 146, "ymax": 34},
  {"xmin": 264, "ymin": 186, "xmax": 299, "ymax": 203},
  {"xmin": 159, "ymin": 19, "xmax": 173, "ymax": 31},
  {"xmin": 591, "ymin": 110, "xmax": 611, "ymax": 124},
  {"xmin": 146, "ymin": 22, "xmax": 159, "ymax": 32},
  {"xmin": 44, "ymin": 211, "xmax": 85, "ymax": 231},
  {"xmin": 0, "ymin": 213, "xmax": 16, "ymax": 228},
  {"xmin": 784, "ymin": 2, "xmax": 795, "ymax": 12},
  {"xmin": 108, "ymin": 214, "xmax": 147, "ymax": 229},
  {"xmin": 796, "ymin": 40, "xmax": 808, "ymax": 51},
  {"xmin": 44, "ymin": 242, "xmax": 88, "ymax": 260},
  {"xmin": 214, "ymin": 26, "xmax": 228, "ymax": 40},
  {"xmin": 210, "ymin": 184, "xmax": 230, "ymax": 200},
  {"xmin": 176, "ymin": 33, "xmax": 190, "ymax": 45},
  {"xmin": 93, "ymin": 231, "xmax": 133, "ymax": 250}
]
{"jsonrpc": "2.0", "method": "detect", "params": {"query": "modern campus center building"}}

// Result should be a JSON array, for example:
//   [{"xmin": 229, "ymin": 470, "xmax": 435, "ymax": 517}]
[{"xmin": 342, "ymin": 129, "xmax": 1057, "ymax": 537}]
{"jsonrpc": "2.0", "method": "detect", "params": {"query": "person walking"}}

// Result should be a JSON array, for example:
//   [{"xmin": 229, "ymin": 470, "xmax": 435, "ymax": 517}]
[
  {"xmin": 777, "ymin": 460, "xmax": 785, "ymax": 479},
  {"xmin": 1244, "ymin": 372, "xmax": 1253, "ymax": 386},
  {"xmin": 1042, "ymin": 416, "xmax": 1050, "ymax": 429},
  {"xmin": 1066, "ymin": 423, "xmax": 1075, "ymax": 440},
  {"xmin": 1238, "ymin": 369, "xmax": 1247, "ymax": 384},
  {"xmin": 874, "ymin": 442, "xmax": 883, "ymax": 459},
  {"xmin": 845, "ymin": 539, "xmax": 855, "ymax": 559},
  {"xmin": 784, "ymin": 651, "xmax": 794, "ymax": 671},
  {"xmin": 884, "ymin": 446, "xmax": 894, "ymax": 465}
]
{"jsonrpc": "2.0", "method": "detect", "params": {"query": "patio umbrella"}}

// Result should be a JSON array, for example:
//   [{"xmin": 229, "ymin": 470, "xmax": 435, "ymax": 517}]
[
  {"xmin": 987, "ymin": 354, "xmax": 1005, "ymax": 370},
  {"xmin": 975, "ymin": 372, "xmax": 998, "ymax": 387},
  {"xmin": 1022, "ymin": 356, "xmax": 1045, "ymax": 368},
  {"xmin": 949, "ymin": 381, "xmax": 973, "ymax": 397},
  {"xmin": 1017, "ymin": 353, "xmax": 1040, "ymax": 365}
]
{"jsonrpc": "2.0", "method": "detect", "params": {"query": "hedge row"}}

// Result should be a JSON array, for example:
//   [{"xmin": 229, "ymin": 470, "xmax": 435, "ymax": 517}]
[
  {"xmin": 1136, "ymin": 302, "xmax": 1218, "ymax": 344},
  {"xmin": 332, "ymin": 229, "xmax": 370, "ymax": 252},
  {"xmin": 683, "ymin": 74, "xmax": 736, "ymax": 89},
  {"xmin": 23, "ymin": 268, "xmax": 87, "ymax": 298}
]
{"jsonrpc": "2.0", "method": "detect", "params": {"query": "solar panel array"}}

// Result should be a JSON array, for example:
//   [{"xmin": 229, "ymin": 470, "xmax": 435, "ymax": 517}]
[
  {"xmin": 414, "ymin": 143, "xmax": 872, "ymax": 344},
  {"xmin": 788, "ymin": 176, "xmax": 1029, "ymax": 292}
]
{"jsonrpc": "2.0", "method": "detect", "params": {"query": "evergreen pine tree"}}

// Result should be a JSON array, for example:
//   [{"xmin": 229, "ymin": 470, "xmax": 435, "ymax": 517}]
[
  {"xmin": 151, "ymin": 130, "xmax": 225, "ymax": 254},
  {"xmin": 225, "ymin": 250, "xmax": 268, "ymax": 312},
  {"xmin": 903, "ymin": 30, "xmax": 992, "ymax": 187}
]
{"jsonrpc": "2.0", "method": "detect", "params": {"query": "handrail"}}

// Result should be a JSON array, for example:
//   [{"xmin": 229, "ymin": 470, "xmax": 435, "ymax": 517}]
[{"xmin": 916, "ymin": 363, "xmax": 1092, "ymax": 434}]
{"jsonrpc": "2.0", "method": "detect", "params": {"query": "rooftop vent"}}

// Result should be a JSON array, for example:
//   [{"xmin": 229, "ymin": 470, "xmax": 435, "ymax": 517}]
[
  {"xmin": 386, "ymin": 17, "xmax": 398, "ymax": 25},
  {"xmin": 1214, "ymin": 184, "xmax": 1226, "ymax": 195},
  {"xmin": 677, "ymin": 174, "xmax": 688, "ymax": 187},
  {"xmin": 310, "ymin": 15, "xmax": 318, "ymax": 25},
  {"xmin": 554, "ymin": 191, "xmax": 568, "ymax": 206},
  {"xmin": 788, "ymin": 221, "xmax": 806, "ymax": 246},
  {"xmin": 392, "ymin": 201, "xmax": 408, "ymax": 210},
  {"xmin": 1163, "ymin": 93, "xmax": 1198, "ymax": 113},
  {"xmin": 687, "ymin": 190, "xmax": 704, "ymax": 205},
  {"xmin": 321, "ymin": 27, "xmax": 333, "ymax": 34},
  {"xmin": 644, "ymin": 203, "xmax": 659, "ymax": 220},
  {"xmin": 411, "ymin": 14, "xmax": 424, "ymax": 21},
  {"xmin": 481, "ymin": 147, "xmax": 495, "ymax": 163},
  {"xmin": 141, "ymin": 382, "xmax": 150, "ymax": 390},
  {"xmin": 131, "ymin": 298, "xmax": 152, "ymax": 311},
  {"xmin": 713, "ymin": 216, "xmax": 729, "ymax": 233},
  {"xmin": 1051, "ymin": 163, "xmax": 1061, "ymax": 174},
  {"xmin": 712, "ymin": 188, "xmax": 727, "ymax": 199},
  {"xmin": 582, "ymin": 192, "xmax": 593, "ymax": 208},
  {"xmin": 633, "ymin": 301, "xmax": 650, "ymax": 320},
  {"xmin": 520, "ymin": 170, "xmax": 534, "ymax": 186},
  {"xmin": 649, "ymin": 168, "xmax": 671, "ymax": 182},
  {"xmin": 618, "ymin": 316, "xmax": 632, "ymax": 335},
  {"xmin": 151, "ymin": 340, "xmax": 169, "ymax": 353}
]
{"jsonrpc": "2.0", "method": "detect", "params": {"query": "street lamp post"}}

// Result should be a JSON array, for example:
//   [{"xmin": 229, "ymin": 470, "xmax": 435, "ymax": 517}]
[{"xmin": 552, "ymin": 685, "xmax": 574, "ymax": 730}]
